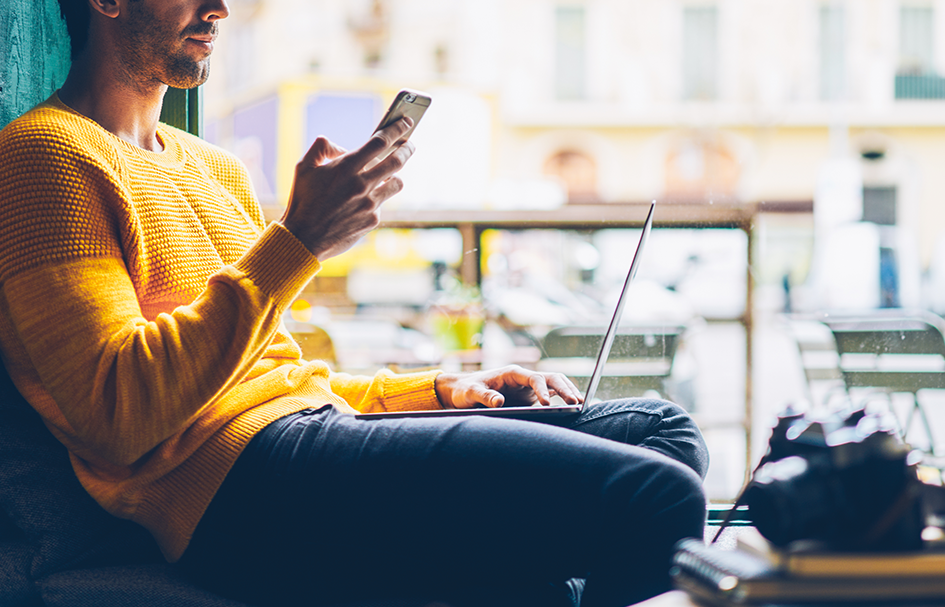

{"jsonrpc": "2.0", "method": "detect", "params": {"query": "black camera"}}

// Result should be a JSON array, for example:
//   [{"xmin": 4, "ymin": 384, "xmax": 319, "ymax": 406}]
[{"xmin": 743, "ymin": 406, "xmax": 944, "ymax": 551}]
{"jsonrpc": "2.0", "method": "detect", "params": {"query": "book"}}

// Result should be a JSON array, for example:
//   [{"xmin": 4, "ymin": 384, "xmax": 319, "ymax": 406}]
[
  {"xmin": 672, "ymin": 538, "xmax": 945, "ymax": 604},
  {"xmin": 736, "ymin": 527, "xmax": 945, "ymax": 578}
]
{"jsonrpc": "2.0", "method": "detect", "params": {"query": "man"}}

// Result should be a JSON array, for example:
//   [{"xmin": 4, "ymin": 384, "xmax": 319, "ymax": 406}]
[{"xmin": 0, "ymin": 1, "xmax": 709, "ymax": 606}]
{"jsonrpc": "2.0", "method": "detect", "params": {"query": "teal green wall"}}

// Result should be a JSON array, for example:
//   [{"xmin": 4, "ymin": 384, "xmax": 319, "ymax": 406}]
[
  {"xmin": 161, "ymin": 87, "xmax": 204, "ymax": 138},
  {"xmin": 0, "ymin": 0, "xmax": 71, "ymax": 129},
  {"xmin": 0, "ymin": 1, "xmax": 198, "ymax": 134}
]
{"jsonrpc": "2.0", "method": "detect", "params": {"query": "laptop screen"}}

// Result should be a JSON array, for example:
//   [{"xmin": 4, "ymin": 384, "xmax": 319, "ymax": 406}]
[{"xmin": 582, "ymin": 201, "xmax": 656, "ymax": 404}]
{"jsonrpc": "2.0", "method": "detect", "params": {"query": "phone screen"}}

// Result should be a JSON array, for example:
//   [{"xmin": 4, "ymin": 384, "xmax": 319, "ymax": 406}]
[{"xmin": 364, "ymin": 89, "xmax": 431, "ymax": 170}]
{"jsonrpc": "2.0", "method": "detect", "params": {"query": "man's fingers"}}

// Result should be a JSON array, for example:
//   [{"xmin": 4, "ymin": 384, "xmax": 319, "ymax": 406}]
[
  {"xmin": 370, "ymin": 176, "xmax": 405, "ymax": 204},
  {"xmin": 484, "ymin": 390, "xmax": 505, "ymax": 408},
  {"xmin": 348, "ymin": 117, "xmax": 413, "ymax": 168},
  {"xmin": 440, "ymin": 366, "xmax": 583, "ymax": 411},
  {"xmin": 300, "ymin": 136, "xmax": 347, "ymax": 166},
  {"xmin": 361, "ymin": 140, "xmax": 415, "ymax": 182},
  {"xmin": 545, "ymin": 373, "xmax": 584, "ymax": 404},
  {"xmin": 528, "ymin": 374, "xmax": 553, "ymax": 405},
  {"xmin": 471, "ymin": 384, "xmax": 505, "ymax": 408},
  {"xmin": 492, "ymin": 366, "xmax": 582, "ymax": 407}
]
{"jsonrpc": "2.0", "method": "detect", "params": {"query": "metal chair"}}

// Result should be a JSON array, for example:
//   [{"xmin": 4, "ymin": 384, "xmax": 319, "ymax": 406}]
[
  {"xmin": 785, "ymin": 317, "xmax": 846, "ymax": 409},
  {"xmin": 819, "ymin": 309, "xmax": 945, "ymax": 454},
  {"xmin": 535, "ymin": 324, "xmax": 684, "ymax": 402}
]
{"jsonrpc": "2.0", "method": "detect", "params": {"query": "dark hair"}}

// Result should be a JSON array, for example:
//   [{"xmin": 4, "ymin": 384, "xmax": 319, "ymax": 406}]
[{"xmin": 57, "ymin": 0, "xmax": 91, "ymax": 59}]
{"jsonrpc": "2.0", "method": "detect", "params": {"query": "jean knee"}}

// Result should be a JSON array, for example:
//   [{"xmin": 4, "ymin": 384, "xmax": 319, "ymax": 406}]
[
  {"xmin": 647, "ymin": 456, "xmax": 707, "ymax": 539},
  {"xmin": 624, "ymin": 397, "xmax": 687, "ymax": 420},
  {"xmin": 635, "ymin": 398, "xmax": 709, "ymax": 480},
  {"xmin": 566, "ymin": 397, "xmax": 709, "ymax": 479}
]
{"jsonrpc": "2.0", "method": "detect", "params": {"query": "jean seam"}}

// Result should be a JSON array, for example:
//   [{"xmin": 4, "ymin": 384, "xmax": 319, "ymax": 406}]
[{"xmin": 572, "ymin": 405, "xmax": 664, "ymax": 427}]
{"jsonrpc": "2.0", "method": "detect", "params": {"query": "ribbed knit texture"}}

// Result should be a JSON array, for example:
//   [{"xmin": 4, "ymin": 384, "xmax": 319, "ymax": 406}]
[{"xmin": 0, "ymin": 94, "xmax": 442, "ymax": 562}]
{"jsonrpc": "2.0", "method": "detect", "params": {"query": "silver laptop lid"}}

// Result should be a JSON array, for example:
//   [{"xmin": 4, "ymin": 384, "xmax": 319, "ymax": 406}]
[{"xmin": 581, "ymin": 202, "xmax": 656, "ymax": 404}]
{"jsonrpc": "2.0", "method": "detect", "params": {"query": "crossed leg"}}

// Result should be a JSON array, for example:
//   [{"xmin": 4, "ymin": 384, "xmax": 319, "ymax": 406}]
[{"xmin": 181, "ymin": 400, "xmax": 707, "ymax": 607}]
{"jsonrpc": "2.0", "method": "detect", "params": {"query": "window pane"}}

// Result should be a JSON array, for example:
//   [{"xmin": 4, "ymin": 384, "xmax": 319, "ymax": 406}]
[
  {"xmin": 683, "ymin": 6, "xmax": 719, "ymax": 101},
  {"xmin": 863, "ymin": 186, "xmax": 897, "ymax": 226},
  {"xmin": 819, "ymin": 5, "xmax": 846, "ymax": 101},
  {"xmin": 900, "ymin": 6, "xmax": 934, "ymax": 73},
  {"xmin": 555, "ymin": 5, "xmax": 587, "ymax": 100}
]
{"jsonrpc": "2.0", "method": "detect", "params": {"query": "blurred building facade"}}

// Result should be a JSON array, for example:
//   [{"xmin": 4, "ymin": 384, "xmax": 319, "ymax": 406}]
[
  {"xmin": 203, "ymin": 0, "xmax": 945, "ymax": 497},
  {"xmin": 205, "ymin": 0, "xmax": 945, "ymax": 312}
]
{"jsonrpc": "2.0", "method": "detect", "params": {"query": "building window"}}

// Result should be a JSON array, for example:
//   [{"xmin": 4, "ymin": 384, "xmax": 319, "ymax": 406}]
[
  {"xmin": 665, "ymin": 137, "xmax": 739, "ymax": 201},
  {"xmin": 895, "ymin": 5, "xmax": 945, "ymax": 99},
  {"xmin": 863, "ymin": 186, "xmax": 897, "ymax": 226},
  {"xmin": 305, "ymin": 93, "xmax": 380, "ymax": 155},
  {"xmin": 555, "ymin": 5, "xmax": 587, "ymax": 101},
  {"xmin": 434, "ymin": 43, "xmax": 450, "ymax": 77},
  {"xmin": 349, "ymin": 0, "xmax": 389, "ymax": 70},
  {"xmin": 819, "ymin": 5, "xmax": 846, "ymax": 101},
  {"xmin": 232, "ymin": 96, "xmax": 279, "ymax": 203},
  {"xmin": 543, "ymin": 150, "xmax": 598, "ymax": 203},
  {"xmin": 682, "ymin": 6, "xmax": 719, "ymax": 101},
  {"xmin": 900, "ymin": 5, "xmax": 934, "ymax": 74}
]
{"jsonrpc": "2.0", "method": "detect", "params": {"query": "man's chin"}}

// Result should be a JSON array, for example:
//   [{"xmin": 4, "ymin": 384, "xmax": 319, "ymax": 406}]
[{"xmin": 164, "ymin": 60, "xmax": 211, "ymax": 89}]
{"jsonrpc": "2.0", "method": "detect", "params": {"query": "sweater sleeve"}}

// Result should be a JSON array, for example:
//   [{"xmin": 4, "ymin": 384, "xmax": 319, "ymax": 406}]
[
  {"xmin": 0, "ymin": 123, "xmax": 320, "ymax": 468},
  {"xmin": 329, "ymin": 368, "xmax": 443, "ymax": 413},
  {"xmin": 3, "ymin": 228, "xmax": 319, "ymax": 468}
]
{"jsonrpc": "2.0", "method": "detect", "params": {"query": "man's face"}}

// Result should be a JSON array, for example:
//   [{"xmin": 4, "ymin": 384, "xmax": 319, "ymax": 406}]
[{"xmin": 117, "ymin": 0, "xmax": 227, "ymax": 89}]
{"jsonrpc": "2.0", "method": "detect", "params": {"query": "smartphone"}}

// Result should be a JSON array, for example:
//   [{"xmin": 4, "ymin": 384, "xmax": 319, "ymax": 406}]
[{"xmin": 364, "ymin": 89, "xmax": 432, "ymax": 170}]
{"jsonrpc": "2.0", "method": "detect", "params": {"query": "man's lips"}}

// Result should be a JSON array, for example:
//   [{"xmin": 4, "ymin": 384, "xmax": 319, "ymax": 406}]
[{"xmin": 185, "ymin": 35, "xmax": 215, "ymax": 51}]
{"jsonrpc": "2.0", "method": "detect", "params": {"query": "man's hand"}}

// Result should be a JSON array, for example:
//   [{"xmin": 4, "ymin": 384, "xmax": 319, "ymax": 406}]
[
  {"xmin": 280, "ymin": 118, "xmax": 415, "ymax": 260},
  {"xmin": 434, "ymin": 365, "xmax": 584, "ymax": 410}
]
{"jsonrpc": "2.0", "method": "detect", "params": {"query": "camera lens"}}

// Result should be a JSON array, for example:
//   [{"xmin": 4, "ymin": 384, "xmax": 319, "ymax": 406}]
[
  {"xmin": 745, "ymin": 456, "xmax": 838, "ymax": 546},
  {"xmin": 405, "ymin": 93, "xmax": 417, "ymax": 103}
]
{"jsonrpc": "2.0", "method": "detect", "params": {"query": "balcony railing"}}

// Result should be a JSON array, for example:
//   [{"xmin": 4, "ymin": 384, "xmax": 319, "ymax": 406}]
[{"xmin": 895, "ymin": 72, "xmax": 945, "ymax": 100}]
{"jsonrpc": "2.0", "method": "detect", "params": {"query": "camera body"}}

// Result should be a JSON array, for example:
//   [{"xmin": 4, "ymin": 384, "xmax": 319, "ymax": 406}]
[{"xmin": 744, "ymin": 407, "xmax": 929, "ymax": 551}]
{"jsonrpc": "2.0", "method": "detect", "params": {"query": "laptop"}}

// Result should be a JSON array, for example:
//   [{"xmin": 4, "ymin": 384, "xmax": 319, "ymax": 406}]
[{"xmin": 355, "ymin": 201, "xmax": 656, "ymax": 421}]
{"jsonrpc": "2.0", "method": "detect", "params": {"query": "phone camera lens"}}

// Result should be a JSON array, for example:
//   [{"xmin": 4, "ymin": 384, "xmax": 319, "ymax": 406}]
[{"xmin": 405, "ymin": 94, "xmax": 417, "ymax": 103}]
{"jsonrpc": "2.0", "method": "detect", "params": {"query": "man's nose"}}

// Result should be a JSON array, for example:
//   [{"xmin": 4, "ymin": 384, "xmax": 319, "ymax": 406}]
[{"xmin": 202, "ymin": 0, "xmax": 230, "ymax": 21}]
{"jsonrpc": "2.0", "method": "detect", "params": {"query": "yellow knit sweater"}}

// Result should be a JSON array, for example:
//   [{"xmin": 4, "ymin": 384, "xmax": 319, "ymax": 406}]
[{"xmin": 0, "ymin": 94, "xmax": 442, "ymax": 561}]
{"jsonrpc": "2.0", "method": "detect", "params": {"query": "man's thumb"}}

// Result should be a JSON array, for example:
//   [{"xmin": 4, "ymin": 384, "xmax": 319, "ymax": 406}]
[
  {"xmin": 484, "ymin": 390, "xmax": 504, "ymax": 408},
  {"xmin": 302, "ymin": 136, "xmax": 346, "ymax": 166}
]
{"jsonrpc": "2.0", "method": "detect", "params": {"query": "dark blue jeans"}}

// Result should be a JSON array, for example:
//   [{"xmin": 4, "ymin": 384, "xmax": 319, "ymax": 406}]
[{"xmin": 180, "ymin": 399, "xmax": 708, "ymax": 607}]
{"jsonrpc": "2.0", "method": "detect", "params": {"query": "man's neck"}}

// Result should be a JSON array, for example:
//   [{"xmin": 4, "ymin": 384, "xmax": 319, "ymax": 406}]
[{"xmin": 58, "ymin": 56, "xmax": 168, "ymax": 153}]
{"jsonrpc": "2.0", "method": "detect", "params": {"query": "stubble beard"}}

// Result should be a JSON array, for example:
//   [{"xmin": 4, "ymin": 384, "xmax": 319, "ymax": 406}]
[
  {"xmin": 164, "ymin": 54, "xmax": 211, "ymax": 89},
  {"xmin": 121, "ymin": 2, "xmax": 214, "ymax": 91}
]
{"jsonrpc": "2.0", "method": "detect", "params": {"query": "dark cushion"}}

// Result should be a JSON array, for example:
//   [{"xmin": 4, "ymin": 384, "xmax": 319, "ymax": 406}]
[
  {"xmin": 42, "ymin": 565, "xmax": 456, "ymax": 607},
  {"xmin": 0, "ymin": 508, "xmax": 22, "ymax": 540},
  {"xmin": 0, "ymin": 386, "xmax": 162, "ymax": 579},
  {"xmin": 40, "ymin": 564, "xmax": 250, "ymax": 607},
  {"xmin": 0, "ymin": 541, "xmax": 40, "ymax": 606},
  {"xmin": 0, "ymin": 362, "xmax": 166, "ymax": 605}
]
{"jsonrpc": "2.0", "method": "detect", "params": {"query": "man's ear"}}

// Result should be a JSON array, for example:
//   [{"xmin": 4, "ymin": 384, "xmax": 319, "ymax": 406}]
[{"xmin": 88, "ymin": 0, "xmax": 121, "ymax": 19}]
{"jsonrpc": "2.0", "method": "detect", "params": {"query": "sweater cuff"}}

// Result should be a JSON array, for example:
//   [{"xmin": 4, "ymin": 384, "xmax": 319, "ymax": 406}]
[
  {"xmin": 381, "ymin": 370, "xmax": 444, "ymax": 411},
  {"xmin": 233, "ymin": 223, "xmax": 321, "ymax": 308}
]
